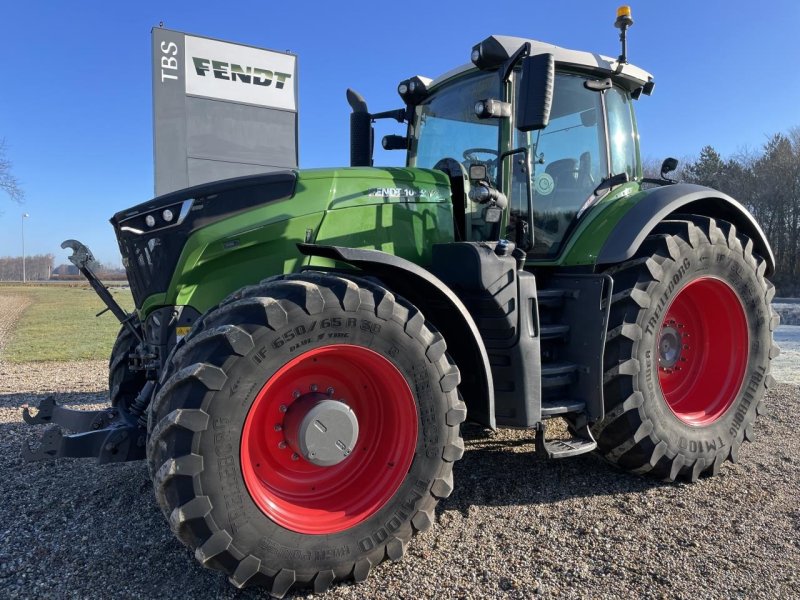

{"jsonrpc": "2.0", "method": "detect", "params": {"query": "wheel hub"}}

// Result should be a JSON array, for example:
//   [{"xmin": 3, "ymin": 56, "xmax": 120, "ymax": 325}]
[
  {"xmin": 658, "ymin": 324, "xmax": 683, "ymax": 369},
  {"xmin": 240, "ymin": 344, "xmax": 418, "ymax": 534},
  {"xmin": 283, "ymin": 392, "xmax": 359, "ymax": 467},
  {"xmin": 656, "ymin": 277, "xmax": 749, "ymax": 426}
]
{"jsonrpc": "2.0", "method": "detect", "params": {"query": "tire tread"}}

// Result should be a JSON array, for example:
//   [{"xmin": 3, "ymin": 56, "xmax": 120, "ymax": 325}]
[{"xmin": 147, "ymin": 272, "xmax": 464, "ymax": 596}]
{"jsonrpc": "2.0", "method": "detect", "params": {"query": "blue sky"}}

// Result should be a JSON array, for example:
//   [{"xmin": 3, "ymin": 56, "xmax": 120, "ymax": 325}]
[{"xmin": 1, "ymin": 0, "xmax": 798, "ymax": 266}]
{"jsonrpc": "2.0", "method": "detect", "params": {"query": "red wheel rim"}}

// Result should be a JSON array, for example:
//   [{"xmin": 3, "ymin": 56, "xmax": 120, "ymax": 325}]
[
  {"xmin": 657, "ymin": 277, "xmax": 748, "ymax": 426},
  {"xmin": 240, "ymin": 345, "xmax": 418, "ymax": 534}
]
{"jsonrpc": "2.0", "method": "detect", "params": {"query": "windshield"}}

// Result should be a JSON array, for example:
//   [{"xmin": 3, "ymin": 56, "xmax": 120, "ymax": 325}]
[{"xmin": 411, "ymin": 73, "xmax": 500, "ymax": 176}]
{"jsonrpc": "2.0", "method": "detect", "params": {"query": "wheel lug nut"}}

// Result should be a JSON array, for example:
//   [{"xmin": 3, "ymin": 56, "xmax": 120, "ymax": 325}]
[
  {"xmin": 291, "ymin": 453, "xmax": 300, "ymax": 461},
  {"xmin": 274, "ymin": 424, "xmax": 282, "ymax": 432},
  {"xmin": 310, "ymin": 384, "xmax": 318, "ymax": 392},
  {"xmin": 278, "ymin": 441, "xmax": 287, "ymax": 449},
  {"xmin": 279, "ymin": 404, "xmax": 288, "ymax": 413},
  {"xmin": 292, "ymin": 390, "xmax": 301, "ymax": 399},
  {"xmin": 326, "ymin": 387, "xmax": 335, "ymax": 396}
]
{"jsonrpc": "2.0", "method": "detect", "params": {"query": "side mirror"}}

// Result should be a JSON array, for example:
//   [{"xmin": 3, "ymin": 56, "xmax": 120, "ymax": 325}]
[
  {"xmin": 660, "ymin": 157, "xmax": 679, "ymax": 179},
  {"xmin": 516, "ymin": 53, "xmax": 554, "ymax": 132}
]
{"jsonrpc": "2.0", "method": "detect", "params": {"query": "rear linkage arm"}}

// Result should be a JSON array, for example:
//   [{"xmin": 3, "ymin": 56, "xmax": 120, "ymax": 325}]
[{"xmin": 61, "ymin": 239, "xmax": 142, "ymax": 344}]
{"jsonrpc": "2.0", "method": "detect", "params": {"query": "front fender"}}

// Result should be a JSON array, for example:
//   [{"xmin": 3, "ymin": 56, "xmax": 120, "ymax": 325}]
[
  {"xmin": 596, "ymin": 183, "xmax": 775, "ymax": 275},
  {"xmin": 298, "ymin": 243, "xmax": 496, "ymax": 429}
]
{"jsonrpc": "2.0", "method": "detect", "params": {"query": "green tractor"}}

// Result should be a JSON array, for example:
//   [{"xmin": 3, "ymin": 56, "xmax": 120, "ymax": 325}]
[{"xmin": 23, "ymin": 8, "xmax": 779, "ymax": 597}]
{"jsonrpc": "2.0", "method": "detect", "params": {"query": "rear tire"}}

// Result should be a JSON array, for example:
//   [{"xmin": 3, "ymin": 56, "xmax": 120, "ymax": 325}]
[
  {"xmin": 146, "ymin": 272, "xmax": 465, "ymax": 596},
  {"xmin": 594, "ymin": 216, "xmax": 779, "ymax": 481},
  {"xmin": 109, "ymin": 325, "xmax": 146, "ymax": 411}
]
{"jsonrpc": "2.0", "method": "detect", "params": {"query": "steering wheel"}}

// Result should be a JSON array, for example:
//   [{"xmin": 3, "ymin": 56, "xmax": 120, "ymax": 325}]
[{"xmin": 462, "ymin": 148, "xmax": 499, "ymax": 163}]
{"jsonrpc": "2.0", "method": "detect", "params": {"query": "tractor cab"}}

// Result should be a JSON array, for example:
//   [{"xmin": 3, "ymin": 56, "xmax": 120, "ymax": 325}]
[
  {"xmin": 342, "ymin": 20, "xmax": 655, "ymax": 258},
  {"xmin": 403, "ymin": 35, "xmax": 653, "ymax": 258}
]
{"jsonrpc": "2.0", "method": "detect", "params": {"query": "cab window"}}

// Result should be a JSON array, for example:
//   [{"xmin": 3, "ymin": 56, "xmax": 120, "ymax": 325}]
[
  {"xmin": 512, "ymin": 73, "xmax": 607, "ymax": 257},
  {"xmin": 605, "ymin": 85, "xmax": 638, "ymax": 179}
]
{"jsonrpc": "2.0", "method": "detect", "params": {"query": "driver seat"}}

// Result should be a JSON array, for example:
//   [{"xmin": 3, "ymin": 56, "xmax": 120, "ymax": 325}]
[{"xmin": 545, "ymin": 158, "xmax": 579, "ymax": 191}]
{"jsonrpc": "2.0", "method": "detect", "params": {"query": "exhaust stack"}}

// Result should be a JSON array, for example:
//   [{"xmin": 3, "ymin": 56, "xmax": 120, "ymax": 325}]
[{"xmin": 347, "ymin": 89, "xmax": 373, "ymax": 167}]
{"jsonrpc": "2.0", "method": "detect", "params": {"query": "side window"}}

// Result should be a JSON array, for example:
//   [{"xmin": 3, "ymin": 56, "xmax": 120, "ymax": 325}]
[
  {"xmin": 605, "ymin": 86, "xmax": 637, "ymax": 178},
  {"xmin": 512, "ymin": 73, "xmax": 607, "ymax": 256}
]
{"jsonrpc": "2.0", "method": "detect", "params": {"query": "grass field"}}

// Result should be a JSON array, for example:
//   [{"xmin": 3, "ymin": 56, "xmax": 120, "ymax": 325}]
[{"xmin": 0, "ymin": 284, "xmax": 134, "ymax": 362}]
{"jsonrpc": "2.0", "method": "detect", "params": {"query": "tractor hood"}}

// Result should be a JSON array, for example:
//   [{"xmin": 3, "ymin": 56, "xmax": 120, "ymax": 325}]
[{"xmin": 112, "ymin": 167, "xmax": 452, "ymax": 309}]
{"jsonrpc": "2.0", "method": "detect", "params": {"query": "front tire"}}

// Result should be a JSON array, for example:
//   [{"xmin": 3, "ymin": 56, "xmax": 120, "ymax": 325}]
[
  {"xmin": 109, "ymin": 325, "xmax": 146, "ymax": 411},
  {"xmin": 146, "ymin": 273, "xmax": 465, "ymax": 596},
  {"xmin": 594, "ymin": 216, "xmax": 779, "ymax": 481}
]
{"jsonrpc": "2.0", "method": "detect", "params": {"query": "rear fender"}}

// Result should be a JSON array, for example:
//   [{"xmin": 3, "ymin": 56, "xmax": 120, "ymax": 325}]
[
  {"xmin": 298, "ymin": 244, "xmax": 496, "ymax": 429},
  {"xmin": 596, "ymin": 183, "xmax": 775, "ymax": 275}
]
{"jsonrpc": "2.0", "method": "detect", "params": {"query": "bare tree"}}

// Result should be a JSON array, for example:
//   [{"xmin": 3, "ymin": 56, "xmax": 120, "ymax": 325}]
[
  {"xmin": 0, "ymin": 139, "xmax": 24, "ymax": 202},
  {"xmin": 0, "ymin": 254, "xmax": 53, "ymax": 281},
  {"xmin": 682, "ymin": 130, "xmax": 800, "ymax": 296}
]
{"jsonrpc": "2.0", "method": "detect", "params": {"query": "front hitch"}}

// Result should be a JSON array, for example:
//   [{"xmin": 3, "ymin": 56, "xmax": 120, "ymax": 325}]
[
  {"xmin": 61, "ymin": 239, "xmax": 142, "ymax": 343},
  {"xmin": 21, "ymin": 395, "xmax": 146, "ymax": 463}
]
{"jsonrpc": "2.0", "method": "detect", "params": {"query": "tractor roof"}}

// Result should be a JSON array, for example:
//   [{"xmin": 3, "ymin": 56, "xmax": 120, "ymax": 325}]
[{"xmin": 430, "ymin": 35, "xmax": 653, "ymax": 93}]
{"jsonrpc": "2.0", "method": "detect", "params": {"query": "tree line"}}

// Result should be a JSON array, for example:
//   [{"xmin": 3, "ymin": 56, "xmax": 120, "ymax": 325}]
[
  {"xmin": 0, "ymin": 255, "xmax": 127, "ymax": 281},
  {"xmin": 0, "ymin": 254, "xmax": 54, "ymax": 281},
  {"xmin": 648, "ymin": 127, "xmax": 800, "ymax": 297}
]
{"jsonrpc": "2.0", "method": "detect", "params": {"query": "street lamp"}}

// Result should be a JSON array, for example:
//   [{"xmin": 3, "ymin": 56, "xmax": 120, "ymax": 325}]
[{"xmin": 22, "ymin": 212, "xmax": 29, "ymax": 283}]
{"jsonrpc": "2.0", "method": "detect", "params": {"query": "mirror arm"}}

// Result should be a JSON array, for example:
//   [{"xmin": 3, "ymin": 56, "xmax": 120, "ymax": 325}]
[
  {"xmin": 371, "ymin": 108, "xmax": 407, "ymax": 123},
  {"xmin": 500, "ymin": 42, "xmax": 531, "ymax": 83}
]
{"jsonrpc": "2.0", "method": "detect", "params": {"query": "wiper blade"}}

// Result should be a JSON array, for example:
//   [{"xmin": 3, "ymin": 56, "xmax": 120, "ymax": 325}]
[
  {"xmin": 577, "ymin": 172, "xmax": 631, "ymax": 219},
  {"xmin": 592, "ymin": 172, "xmax": 629, "ymax": 197}
]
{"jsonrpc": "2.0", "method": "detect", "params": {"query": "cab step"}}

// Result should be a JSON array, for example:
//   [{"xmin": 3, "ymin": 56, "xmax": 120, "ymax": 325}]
[
  {"xmin": 537, "ymin": 288, "xmax": 567, "ymax": 309},
  {"xmin": 541, "ymin": 398, "xmax": 585, "ymax": 416},
  {"xmin": 536, "ymin": 418, "xmax": 597, "ymax": 459},
  {"xmin": 541, "ymin": 362, "xmax": 578, "ymax": 389},
  {"xmin": 539, "ymin": 323, "xmax": 570, "ymax": 340}
]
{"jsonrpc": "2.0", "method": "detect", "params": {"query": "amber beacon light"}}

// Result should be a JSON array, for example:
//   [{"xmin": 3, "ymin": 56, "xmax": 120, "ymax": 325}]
[{"xmin": 614, "ymin": 5, "xmax": 634, "ymax": 64}]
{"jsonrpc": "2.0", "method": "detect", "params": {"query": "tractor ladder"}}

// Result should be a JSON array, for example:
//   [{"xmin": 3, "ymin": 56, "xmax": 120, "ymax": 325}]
[{"xmin": 535, "ymin": 274, "xmax": 612, "ymax": 458}]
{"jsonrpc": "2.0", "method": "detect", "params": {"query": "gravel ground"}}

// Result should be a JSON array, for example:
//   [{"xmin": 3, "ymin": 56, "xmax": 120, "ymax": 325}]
[{"xmin": 1, "ymin": 294, "xmax": 799, "ymax": 599}]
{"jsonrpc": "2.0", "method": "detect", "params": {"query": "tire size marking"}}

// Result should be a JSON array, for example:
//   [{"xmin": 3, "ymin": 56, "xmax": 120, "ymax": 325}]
[
  {"xmin": 212, "ymin": 417, "xmax": 248, "ymax": 533},
  {"xmin": 271, "ymin": 323, "xmax": 318, "ymax": 350},
  {"xmin": 288, "ymin": 338, "xmax": 313, "ymax": 353},
  {"xmin": 410, "ymin": 361, "xmax": 439, "ymax": 449},
  {"xmin": 357, "ymin": 479, "xmax": 429, "ymax": 552},
  {"xmin": 728, "ymin": 365, "xmax": 766, "ymax": 438},
  {"xmin": 644, "ymin": 349, "xmax": 655, "ymax": 397},
  {"xmin": 258, "ymin": 540, "xmax": 312, "ymax": 562},
  {"xmin": 261, "ymin": 318, "xmax": 379, "ymax": 359},
  {"xmin": 258, "ymin": 539, "xmax": 351, "ymax": 562}
]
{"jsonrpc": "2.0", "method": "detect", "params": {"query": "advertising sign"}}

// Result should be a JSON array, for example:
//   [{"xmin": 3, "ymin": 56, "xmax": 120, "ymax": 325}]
[
  {"xmin": 184, "ymin": 35, "xmax": 296, "ymax": 111},
  {"xmin": 152, "ymin": 28, "xmax": 298, "ymax": 196}
]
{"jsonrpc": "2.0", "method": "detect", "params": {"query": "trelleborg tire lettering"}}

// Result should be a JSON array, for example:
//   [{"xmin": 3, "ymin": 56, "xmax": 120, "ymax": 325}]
[
  {"xmin": 594, "ymin": 215, "xmax": 779, "ymax": 481},
  {"xmin": 145, "ymin": 272, "xmax": 466, "ymax": 597}
]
